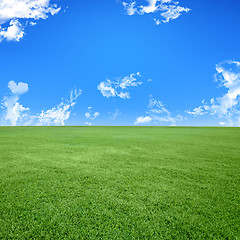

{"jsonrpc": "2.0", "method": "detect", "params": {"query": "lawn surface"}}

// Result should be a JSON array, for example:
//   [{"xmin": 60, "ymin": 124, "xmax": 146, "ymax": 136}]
[{"xmin": 0, "ymin": 127, "xmax": 239, "ymax": 239}]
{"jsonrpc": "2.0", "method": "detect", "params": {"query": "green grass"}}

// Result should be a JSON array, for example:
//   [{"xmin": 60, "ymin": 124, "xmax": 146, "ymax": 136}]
[{"xmin": 0, "ymin": 127, "xmax": 239, "ymax": 239}]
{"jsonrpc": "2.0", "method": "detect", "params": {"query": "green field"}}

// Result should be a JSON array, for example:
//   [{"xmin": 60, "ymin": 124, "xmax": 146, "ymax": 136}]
[{"xmin": 0, "ymin": 127, "xmax": 239, "ymax": 239}]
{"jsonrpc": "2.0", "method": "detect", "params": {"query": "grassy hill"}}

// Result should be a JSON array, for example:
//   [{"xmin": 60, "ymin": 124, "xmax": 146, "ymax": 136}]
[{"xmin": 0, "ymin": 127, "xmax": 239, "ymax": 239}]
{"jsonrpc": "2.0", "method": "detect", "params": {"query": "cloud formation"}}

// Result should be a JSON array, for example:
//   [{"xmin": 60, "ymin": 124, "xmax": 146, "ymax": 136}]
[
  {"xmin": 1, "ymin": 81, "xmax": 81, "ymax": 126},
  {"xmin": 98, "ymin": 72, "xmax": 143, "ymax": 99},
  {"xmin": 122, "ymin": 0, "xmax": 190, "ymax": 25},
  {"xmin": 187, "ymin": 60, "xmax": 240, "ymax": 126},
  {"xmin": 135, "ymin": 116, "xmax": 152, "ymax": 124},
  {"xmin": 8, "ymin": 80, "xmax": 29, "ymax": 95},
  {"xmin": 135, "ymin": 96, "xmax": 183, "ymax": 125},
  {"xmin": 1, "ymin": 81, "xmax": 29, "ymax": 126},
  {"xmin": 0, "ymin": 0, "xmax": 61, "ymax": 42},
  {"xmin": 36, "ymin": 89, "xmax": 82, "ymax": 126},
  {"xmin": 84, "ymin": 107, "xmax": 100, "ymax": 125}
]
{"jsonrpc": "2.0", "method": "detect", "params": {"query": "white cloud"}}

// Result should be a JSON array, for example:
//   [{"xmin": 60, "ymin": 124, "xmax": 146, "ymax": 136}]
[
  {"xmin": 134, "ymin": 116, "xmax": 152, "ymax": 125},
  {"xmin": 121, "ymin": 0, "xmax": 190, "ymax": 25},
  {"xmin": 117, "ymin": 92, "xmax": 130, "ymax": 99},
  {"xmin": 36, "ymin": 89, "xmax": 81, "ymax": 126},
  {"xmin": 186, "ymin": 104, "xmax": 209, "ymax": 116},
  {"xmin": 0, "ymin": 0, "xmax": 61, "ymax": 42},
  {"xmin": 98, "ymin": 72, "xmax": 143, "ymax": 99},
  {"xmin": 85, "ymin": 112, "xmax": 91, "ymax": 119},
  {"xmin": 97, "ymin": 80, "xmax": 116, "ymax": 98},
  {"xmin": 135, "ymin": 96, "xmax": 183, "ymax": 125},
  {"xmin": 187, "ymin": 60, "xmax": 240, "ymax": 126},
  {"xmin": 122, "ymin": 1, "xmax": 137, "ymax": 15},
  {"xmin": 159, "ymin": 2, "xmax": 191, "ymax": 24},
  {"xmin": 211, "ymin": 61, "xmax": 240, "ymax": 116},
  {"xmin": 148, "ymin": 97, "xmax": 183, "ymax": 125},
  {"xmin": 1, "ymin": 81, "xmax": 29, "ymax": 126},
  {"xmin": 1, "ymin": 81, "xmax": 81, "ymax": 126},
  {"xmin": 93, "ymin": 112, "xmax": 100, "ymax": 119},
  {"xmin": 8, "ymin": 80, "xmax": 29, "ymax": 95},
  {"xmin": 29, "ymin": 21, "xmax": 37, "ymax": 26},
  {"xmin": 2, "ymin": 97, "xmax": 29, "ymax": 126},
  {"xmin": 140, "ymin": 0, "xmax": 160, "ymax": 14},
  {"xmin": 84, "ymin": 107, "xmax": 100, "ymax": 125},
  {"xmin": 0, "ymin": 19, "xmax": 24, "ymax": 41}
]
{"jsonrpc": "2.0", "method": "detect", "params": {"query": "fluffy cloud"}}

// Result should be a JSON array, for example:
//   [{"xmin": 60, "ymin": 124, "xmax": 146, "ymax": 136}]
[
  {"xmin": 8, "ymin": 80, "xmax": 29, "ymax": 95},
  {"xmin": 121, "ymin": 0, "xmax": 190, "ymax": 25},
  {"xmin": 187, "ymin": 60, "xmax": 240, "ymax": 126},
  {"xmin": 85, "ymin": 112, "xmax": 91, "ymax": 119},
  {"xmin": 122, "ymin": 1, "xmax": 137, "ymax": 15},
  {"xmin": 134, "ymin": 116, "xmax": 152, "ymax": 125},
  {"xmin": 1, "ymin": 81, "xmax": 81, "ymax": 126},
  {"xmin": 1, "ymin": 81, "xmax": 29, "ymax": 126},
  {"xmin": 135, "ymin": 96, "xmax": 183, "ymax": 125},
  {"xmin": 84, "ymin": 107, "xmax": 100, "ymax": 125},
  {"xmin": 0, "ymin": 0, "xmax": 61, "ymax": 42},
  {"xmin": 0, "ymin": 19, "xmax": 24, "ymax": 41},
  {"xmin": 2, "ymin": 97, "xmax": 30, "ymax": 126},
  {"xmin": 97, "ymin": 81, "xmax": 116, "ymax": 98},
  {"xmin": 98, "ymin": 72, "xmax": 143, "ymax": 99},
  {"xmin": 211, "ymin": 61, "xmax": 240, "ymax": 116}
]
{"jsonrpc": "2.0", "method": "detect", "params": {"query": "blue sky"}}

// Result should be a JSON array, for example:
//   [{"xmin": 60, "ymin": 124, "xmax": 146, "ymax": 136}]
[{"xmin": 0, "ymin": 0, "xmax": 240, "ymax": 126}]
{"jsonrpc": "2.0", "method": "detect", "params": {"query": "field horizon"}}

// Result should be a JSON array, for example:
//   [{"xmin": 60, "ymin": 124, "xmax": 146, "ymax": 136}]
[{"xmin": 0, "ymin": 126, "xmax": 239, "ymax": 239}]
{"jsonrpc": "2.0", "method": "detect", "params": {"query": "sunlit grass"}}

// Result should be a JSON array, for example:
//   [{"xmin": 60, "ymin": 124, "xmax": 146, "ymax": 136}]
[{"xmin": 0, "ymin": 127, "xmax": 239, "ymax": 239}]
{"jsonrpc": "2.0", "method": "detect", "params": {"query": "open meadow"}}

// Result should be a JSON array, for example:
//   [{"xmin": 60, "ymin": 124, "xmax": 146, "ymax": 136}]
[{"xmin": 0, "ymin": 127, "xmax": 239, "ymax": 239}]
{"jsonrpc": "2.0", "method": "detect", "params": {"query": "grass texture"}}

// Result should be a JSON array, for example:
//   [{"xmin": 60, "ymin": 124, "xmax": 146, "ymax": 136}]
[{"xmin": 0, "ymin": 127, "xmax": 239, "ymax": 239}]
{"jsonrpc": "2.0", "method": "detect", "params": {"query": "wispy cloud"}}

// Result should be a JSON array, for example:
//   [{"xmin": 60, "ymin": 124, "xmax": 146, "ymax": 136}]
[
  {"xmin": 110, "ymin": 109, "xmax": 121, "ymax": 120},
  {"xmin": 0, "ymin": 0, "xmax": 61, "ymax": 42},
  {"xmin": 186, "ymin": 100, "xmax": 209, "ymax": 116},
  {"xmin": 1, "ymin": 81, "xmax": 81, "ymax": 126},
  {"xmin": 187, "ymin": 60, "xmax": 240, "ymax": 126},
  {"xmin": 121, "ymin": 0, "xmax": 190, "ymax": 25},
  {"xmin": 98, "ymin": 72, "xmax": 143, "ymax": 99},
  {"xmin": 84, "ymin": 107, "xmax": 100, "ymax": 125},
  {"xmin": 135, "ymin": 96, "xmax": 183, "ymax": 125},
  {"xmin": 35, "ymin": 89, "xmax": 81, "ymax": 126}
]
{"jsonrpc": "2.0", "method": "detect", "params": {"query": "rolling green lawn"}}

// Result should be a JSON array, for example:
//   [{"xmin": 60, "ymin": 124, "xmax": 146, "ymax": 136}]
[{"xmin": 0, "ymin": 127, "xmax": 239, "ymax": 239}]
